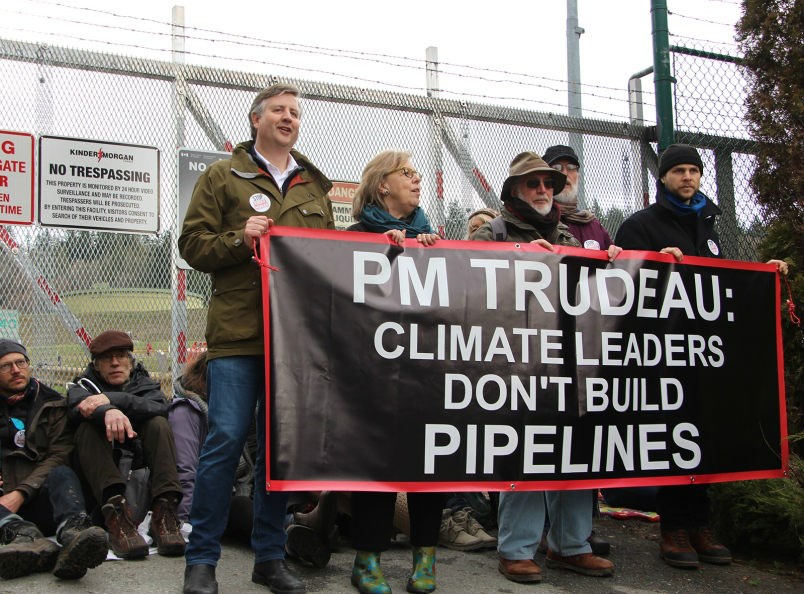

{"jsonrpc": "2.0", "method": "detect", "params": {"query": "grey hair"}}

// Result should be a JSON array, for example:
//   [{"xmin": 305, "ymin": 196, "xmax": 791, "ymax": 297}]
[{"xmin": 248, "ymin": 83, "xmax": 301, "ymax": 140}]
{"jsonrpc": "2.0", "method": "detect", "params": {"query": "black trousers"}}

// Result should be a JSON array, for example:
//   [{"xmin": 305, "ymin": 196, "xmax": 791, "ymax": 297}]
[
  {"xmin": 656, "ymin": 484, "xmax": 710, "ymax": 530},
  {"xmin": 0, "ymin": 465, "xmax": 87, "ymax": 536},
  {"xmin": 351, "ymin": 492, "xmax": 443, "ymax": 551},
  {"xmin": 74, "ymin": 416, "xmax": 181, "ymax": 508}
]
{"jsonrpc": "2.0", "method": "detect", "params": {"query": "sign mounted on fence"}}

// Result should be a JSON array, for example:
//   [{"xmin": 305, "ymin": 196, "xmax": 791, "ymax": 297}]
[
  {"xmin": 38, "ymin": 136, "xmax": 160, "ymax": 233},
  {"xmin": 0, "ymin": 130, "xmax": 34, "ymax": 225},
  {"xmin": 176, "ymin": 148, "xmax": 230, "ymax": 269},
  {"xmin": 328, "ymin": 180, "xmax": 358, "ymax": 230},
  {"xmin": 262, "ymin": 228, "xmax": 787, "ymax": 492}
]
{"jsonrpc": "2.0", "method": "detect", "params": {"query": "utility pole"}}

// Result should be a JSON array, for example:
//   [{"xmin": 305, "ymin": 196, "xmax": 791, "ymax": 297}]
[{"xmin": 566, "ymin": 0, "xmax": 586, "ymax": 207}]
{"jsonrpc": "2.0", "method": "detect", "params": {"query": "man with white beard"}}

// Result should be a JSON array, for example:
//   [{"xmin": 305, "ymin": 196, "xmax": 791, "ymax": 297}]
[
  {"xmin": 473, "ymin": 152, "xmax": 615, "ymax": 582},
  {"xmin": 543, "ymin": 145, "xmax": 612, "ymax": 251}
]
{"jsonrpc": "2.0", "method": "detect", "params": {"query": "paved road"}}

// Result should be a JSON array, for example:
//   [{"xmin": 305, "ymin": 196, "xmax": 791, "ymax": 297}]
[{"xmin": 4, "ymin": 517, "xmax": 802, "ymax": 594}]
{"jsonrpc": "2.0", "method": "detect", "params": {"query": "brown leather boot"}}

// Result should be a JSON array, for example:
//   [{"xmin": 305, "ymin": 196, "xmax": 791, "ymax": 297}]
[
  {"xmin": 498, "ymin": 557, "xmax": 542, "ymax": 583},
  {"xmin": 150, "ymin": 495, "xmax": 186, "ymax": 556},
  {"xmin": 0, "ymin": 519, "xmax": 60, "ymax": 579},
  {"xmin": 690, "ymin": 526, "xmax": 732, "ymax": 565},
  {"xmin": 101, "ymin": 494, "xmax": 149, "ymax": 559},
  {"xmin": 659, "ymin": 528, "xmax": 699, "ymax": 568}
]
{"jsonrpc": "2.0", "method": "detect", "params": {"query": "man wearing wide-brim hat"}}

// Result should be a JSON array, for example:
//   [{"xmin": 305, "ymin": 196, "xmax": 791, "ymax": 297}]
[
  {"xmin": 473, "ymin": 152, "xmax": 616, "ymax": 583},
  {"xmin": 472, "ymin": 152, "xmax": 579, "ymax": 247}
]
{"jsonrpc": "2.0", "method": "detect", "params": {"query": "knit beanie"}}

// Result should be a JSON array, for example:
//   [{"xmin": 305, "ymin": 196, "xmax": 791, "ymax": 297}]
[{"xmin": 658, "ymin": 144, "xmax": 704, "ymax": 178}]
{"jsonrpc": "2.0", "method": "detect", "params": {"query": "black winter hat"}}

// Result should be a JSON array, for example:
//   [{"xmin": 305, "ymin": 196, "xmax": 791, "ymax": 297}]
[
  {"xmin": 658, "ymin": 144, "xmax": 704, "ymax": 178},
  {"xmin": 0, "ymin": 339, "xmax": 28, "ymax": 360},
  {"xmin": 543, "ymin": 145, "xmax": 580, "ymax": 167}
]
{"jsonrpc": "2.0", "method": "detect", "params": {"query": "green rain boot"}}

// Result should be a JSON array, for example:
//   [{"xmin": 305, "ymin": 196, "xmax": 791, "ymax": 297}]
[
  {"xmin": 351, "ymin": 550, "xmax": 391, "ymax": 594},
  {"xmin": 406, "ymin": 546, "xmax": 436, "ymax": 593}
]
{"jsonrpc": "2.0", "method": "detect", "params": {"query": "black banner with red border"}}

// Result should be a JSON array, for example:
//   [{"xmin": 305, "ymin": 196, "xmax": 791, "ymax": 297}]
[{"xmin": 261, "ymin": 227, "xmax": 787, "ymax": 492}]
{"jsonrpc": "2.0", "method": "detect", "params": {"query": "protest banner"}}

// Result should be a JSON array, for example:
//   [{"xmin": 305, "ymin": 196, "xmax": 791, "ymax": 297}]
[{"xmin": 260, "ymin": 227, "xmax": 787, "ymax": 492}]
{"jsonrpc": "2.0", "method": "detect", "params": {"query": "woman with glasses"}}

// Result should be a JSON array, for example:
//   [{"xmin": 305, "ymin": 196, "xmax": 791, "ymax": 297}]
[{"xmin": 346, "ymin": 150, "xmax": 441, "ymax": 594}]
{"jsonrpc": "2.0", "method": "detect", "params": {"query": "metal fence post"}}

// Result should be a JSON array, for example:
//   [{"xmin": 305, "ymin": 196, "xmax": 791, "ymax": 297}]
[{"xmin": 651, "ymin": 0, "xmax": 674, "ymax": 152}]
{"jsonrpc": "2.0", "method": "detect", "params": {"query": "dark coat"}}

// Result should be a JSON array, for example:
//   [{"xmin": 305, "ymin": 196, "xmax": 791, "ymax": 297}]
[
  {"xmin": 614, "ymin": 184, "xmax": 722, "ymax": 258},
  {"xmin": 1, "ymin": 379, "xmax": 73, "ymax": 500},
  {"xmin": 67, "ymin": 361, "xmax": 168, "ymax": 427},
  {"xmin": 473, "ymin": 207, "xmax": 580, "ymax": 247}
]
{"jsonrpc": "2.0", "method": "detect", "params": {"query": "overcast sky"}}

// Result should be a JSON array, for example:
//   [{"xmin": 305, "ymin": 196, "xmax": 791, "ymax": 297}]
[{"xmin": 1, "ymin": 0, "xmax": 744, "ymax": 123}]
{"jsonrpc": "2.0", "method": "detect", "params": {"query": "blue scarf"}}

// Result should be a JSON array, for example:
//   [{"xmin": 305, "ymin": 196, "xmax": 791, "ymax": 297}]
[
  {"xmin": 359, "ymin": 204, "xmax": 433, "ymax": 237},
  {"xmin": 664, "ymin": 189, "xmax": 708, "ymax": 215}
]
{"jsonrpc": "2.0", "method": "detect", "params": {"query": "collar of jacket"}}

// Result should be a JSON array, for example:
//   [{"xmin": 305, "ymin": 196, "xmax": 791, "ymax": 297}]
[
  {"xmin": 656, "ymin": 182, "xmax": 721, "ymax": 219},
  {"xmin": 229, "ymin": 141, "xmax": 333, "ymax": 194}
]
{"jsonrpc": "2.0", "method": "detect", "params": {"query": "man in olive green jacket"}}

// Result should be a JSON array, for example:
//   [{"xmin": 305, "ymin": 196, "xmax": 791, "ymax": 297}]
[{"xmin": 179, "ymin": 83, "xmax": 334, "ymax": 594}]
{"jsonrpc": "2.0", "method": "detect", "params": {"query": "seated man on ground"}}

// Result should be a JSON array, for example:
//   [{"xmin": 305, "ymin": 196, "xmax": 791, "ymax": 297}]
[
  {"xmin": 67, "ymin": 330, "xmax": 185, "ymax": 560},
  {"xmin": 0, "ymin": 339, "xmax": 107, "ymax": 581}
]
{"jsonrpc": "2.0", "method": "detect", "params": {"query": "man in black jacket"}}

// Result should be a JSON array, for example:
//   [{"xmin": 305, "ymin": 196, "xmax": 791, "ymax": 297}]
[
  {"xmin": 615, "ymin": 144, "xmax": 788, "ymax": 569},
  {"xmin": 0, "ymin": 339, "xmax": 107, "ymax": 580},
  {"xmin": 68, "ymin": 330, "xmax": 185, "ymax": 560}
]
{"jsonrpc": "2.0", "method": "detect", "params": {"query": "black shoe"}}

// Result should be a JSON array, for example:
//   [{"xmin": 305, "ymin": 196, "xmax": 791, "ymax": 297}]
[
  {"xmin": 285, "ymin": 524, "xmax": 331, "ymax": 568},
  {"xmin": 588, "ymin": 530, "xmax": 611, "ymax": 556},
  {"xmin": 252, "ymin": 559, "xmax": 305, "ymax": 594},
  {"xmin": 183, "ymin": 564, "xmax": 218, "ymax": 594}
]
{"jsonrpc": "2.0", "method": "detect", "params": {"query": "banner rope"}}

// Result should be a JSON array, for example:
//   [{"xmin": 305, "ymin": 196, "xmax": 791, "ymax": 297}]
[
  {"xmin": 253, "ymin": 239, "xmax": 280, "ymax": 272},
  {"xmin": 782, "ymin": 274, "xmax": 800, "ymax": 327}
]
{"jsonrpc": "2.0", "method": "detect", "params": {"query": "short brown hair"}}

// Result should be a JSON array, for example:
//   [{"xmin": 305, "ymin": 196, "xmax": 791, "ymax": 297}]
[{"xmin": 248, "ymin": 83, "xmax": 301, "ymax": 140}]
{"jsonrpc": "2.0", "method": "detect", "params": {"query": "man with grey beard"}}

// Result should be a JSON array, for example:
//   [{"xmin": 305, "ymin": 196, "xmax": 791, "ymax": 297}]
[{"xmin": 543, "ymin": 145, "xmax": 612, "ymax": 251}]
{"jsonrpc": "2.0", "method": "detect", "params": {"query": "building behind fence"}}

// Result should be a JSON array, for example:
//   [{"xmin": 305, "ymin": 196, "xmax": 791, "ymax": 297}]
[{"xmin": 0, "ymin": 34, "xmax": 762, "ymax": 388}]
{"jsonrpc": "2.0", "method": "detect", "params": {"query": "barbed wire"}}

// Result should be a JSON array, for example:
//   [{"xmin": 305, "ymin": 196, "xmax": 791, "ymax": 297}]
[
  {"xmin": 2, "ymin": 0, "xmax": 650, "ymax": 114},
  {"xmin": 668, "ymin": 10, "xmax": 738, "ymax": 28}
]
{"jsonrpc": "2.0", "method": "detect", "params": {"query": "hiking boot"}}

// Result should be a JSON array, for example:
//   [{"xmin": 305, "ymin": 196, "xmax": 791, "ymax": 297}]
[
  {"xmin": 351, "ymin": 551, "xmax": 390, "ymax": 594},
  {"xmin": 498, "ymin": 556, "xmax": 542, "ymax": 583},
  {"xmin": 286, "ymin": 523, "xmax": 331, "ymax": 568},
  {"xmin": 101, "ymin": 494, "xmax": 149, "ymax": 559},
  {"xmin": 438, "ymin": 508, "xmax": 484, "ymax": 551},
  {"xmin": 150, "ymin": 495, "xmax": 186, "ymax": 556},
  {"xmin": 454, "ymin": 507, "xmax": 497, "ymax": 548},
  {"xmin": 252, "ymin": 559, "xmax": 305, "ymax": 594},
  {"xmin": 546, "ymin": 550, "xmax": 614, "ymax": 577},
  {"xmin": 183, "ymin": 564, "xmax": 218, "ymax": 594},
  {"xmin": 407, "ymin": 546, "xmax": 436, "ymax": 593},
  {"xmin": 294, "ymin": 491, "xmax": 338, "ymax": 547},
  {"xmin": 690, "ymin": 526, "xmax": 732, "ymax": 565},
  {"xmin": 53, "ymin": 512, "xmax": 109, "ymax": 579},
  {"xmin": 659, "ymin": 528, "xmax": 699, "ymax": 568},
  {"xmin": 0, "ymin": 519, "xmax": 59, "ymax": 579}
]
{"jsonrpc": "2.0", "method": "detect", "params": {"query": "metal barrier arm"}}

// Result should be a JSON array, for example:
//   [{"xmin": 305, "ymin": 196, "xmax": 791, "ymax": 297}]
[{"xmin": 0, "ymin": 225, "xmax": 92, "ymax": 353}]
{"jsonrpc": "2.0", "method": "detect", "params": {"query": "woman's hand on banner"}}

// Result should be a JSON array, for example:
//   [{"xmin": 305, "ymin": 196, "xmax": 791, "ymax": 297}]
[
  {"xmin": 244, "ymin": 216, "xmax": 274, "ymax": 248},
  {"xmin": 416, "ymin": 233, "xmax": 440, "ymax": 246},
  {"xmin": 384, "ymin": 229, "xmax": 405, "ymax": 245}
]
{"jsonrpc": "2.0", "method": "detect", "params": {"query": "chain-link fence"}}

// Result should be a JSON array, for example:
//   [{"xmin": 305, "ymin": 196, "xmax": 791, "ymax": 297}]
[{"xmin": 0, "ymin": 36, "xmax": 759, "ymax": 387}]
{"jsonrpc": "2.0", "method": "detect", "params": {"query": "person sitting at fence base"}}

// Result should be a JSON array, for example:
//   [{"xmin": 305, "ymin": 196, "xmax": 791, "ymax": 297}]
[
  {"xmin": 67, "ymin": 330, "xmax": 185, "ymax": 560},
  {"xmin": 0, "ymin": 338, "xmax": 108, "ymax": 581}
]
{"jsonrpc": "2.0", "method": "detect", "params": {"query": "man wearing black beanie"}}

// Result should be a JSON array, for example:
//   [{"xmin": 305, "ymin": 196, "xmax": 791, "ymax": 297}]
[{"xmin": 614, "ymin": 144, "xmax": 788, "ymax": 569}]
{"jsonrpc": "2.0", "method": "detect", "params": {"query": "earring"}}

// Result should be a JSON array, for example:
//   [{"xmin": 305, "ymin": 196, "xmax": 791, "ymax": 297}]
[{"xmin": 382, "ymin": 188, "xmax": 390, "ymax": 196}]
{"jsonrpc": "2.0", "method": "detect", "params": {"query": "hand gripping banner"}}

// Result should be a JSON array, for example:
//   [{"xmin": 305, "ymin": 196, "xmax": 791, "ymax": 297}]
[{"xmin": 259, "ymin": 227, "xmax": 787, "ymax": 492}]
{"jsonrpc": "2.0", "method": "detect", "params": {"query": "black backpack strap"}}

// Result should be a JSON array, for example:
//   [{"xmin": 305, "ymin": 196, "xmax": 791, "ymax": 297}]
[{"xmin": 489, "ymin": 216, "xmax": 508, "ymax": 242}]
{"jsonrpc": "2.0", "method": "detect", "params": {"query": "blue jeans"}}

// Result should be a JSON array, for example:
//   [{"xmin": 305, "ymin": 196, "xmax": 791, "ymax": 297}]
[
  {"xmin": 185, "ymin": 355, "xmax": 288, "ymax": 566},
  {"xmin": 497, "ymin": 490, "xmax": 592, "ymax": 559}
]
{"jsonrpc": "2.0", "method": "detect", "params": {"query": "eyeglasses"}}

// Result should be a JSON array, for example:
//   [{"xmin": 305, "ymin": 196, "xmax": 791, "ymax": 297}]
[
  {"xmin": 0, "ymin": 359, "xmax": 29, "ymax": 374},
  {"xmin": 96, "ymin": 349, "xmax": 130, "ymax": 363},
  {"xmin": 552, "ymin": 163, "xmax": 579, "ymax": 172},
  {"xmin": 388, "ymin": 167, "xmax": 422, "ymax": 181},
  {"xmin": 524, "ymin": 177, "xmax": 555, "ymax": 190}
]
